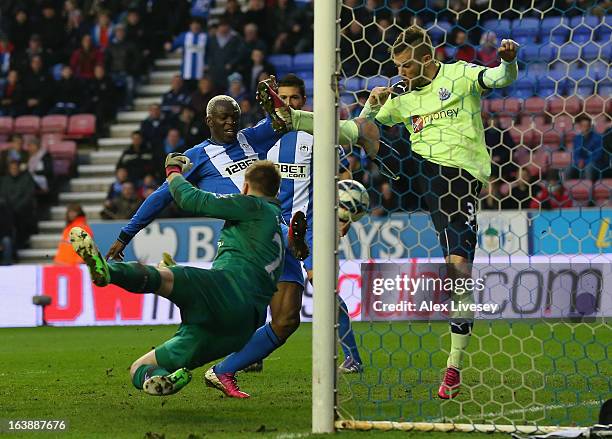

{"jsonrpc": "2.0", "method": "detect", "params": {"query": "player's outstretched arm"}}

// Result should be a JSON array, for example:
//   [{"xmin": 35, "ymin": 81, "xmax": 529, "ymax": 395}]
[
  {"xmin": 480, "ymin": 39, "xmax": 519, "ymax": 89},
  {"xmin": 165, "ymin": 154, "xmax": 253, "ymax": 221}
]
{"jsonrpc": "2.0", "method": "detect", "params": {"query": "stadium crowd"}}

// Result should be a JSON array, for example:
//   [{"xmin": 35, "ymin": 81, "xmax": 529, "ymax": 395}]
[{"xmin": 0, "ymin": 0, "xmax": 609, "ymax": 264}]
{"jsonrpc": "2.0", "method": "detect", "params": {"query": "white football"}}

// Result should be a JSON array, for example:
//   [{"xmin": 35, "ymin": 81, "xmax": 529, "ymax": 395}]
[{"xmin": 338, "ymin": 179, "xmax": 369, "ymax": 222}]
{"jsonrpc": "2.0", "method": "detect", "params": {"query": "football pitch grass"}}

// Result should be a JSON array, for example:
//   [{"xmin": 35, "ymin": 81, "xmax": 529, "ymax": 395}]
[{"xmin": 2, "ymin": 321, "xmax": 608, "ymax": 439}]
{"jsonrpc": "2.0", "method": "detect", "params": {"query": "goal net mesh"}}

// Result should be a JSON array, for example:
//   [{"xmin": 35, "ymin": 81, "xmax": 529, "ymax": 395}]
[{"xmin": 334, "ymin": 0, "xmax": 611, "ymax": 431}]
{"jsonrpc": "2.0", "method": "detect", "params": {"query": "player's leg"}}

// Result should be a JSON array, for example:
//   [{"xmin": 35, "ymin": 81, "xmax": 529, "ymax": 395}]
[
  {"xmin": 69, "ymin": 227, "xmax": 174, "ymax": 297},
  {"xmin": 129, "ymin": 348, "xmax": 192, "ymax": 396},
  {"xmin": 419, "ymin": 161, "xmax": 481, "ymax": 399}
]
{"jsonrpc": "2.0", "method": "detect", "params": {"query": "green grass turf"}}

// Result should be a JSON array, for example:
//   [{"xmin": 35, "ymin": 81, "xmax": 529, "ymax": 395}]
[{"xmin": 1, "ymin": 322, "xmax": 608, "ymax": 439}]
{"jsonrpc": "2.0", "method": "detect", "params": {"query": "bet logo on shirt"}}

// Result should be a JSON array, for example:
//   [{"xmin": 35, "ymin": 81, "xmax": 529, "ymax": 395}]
[{"xmin": 438, "ymin": 87, "xmax": 451, "ymax": 101}]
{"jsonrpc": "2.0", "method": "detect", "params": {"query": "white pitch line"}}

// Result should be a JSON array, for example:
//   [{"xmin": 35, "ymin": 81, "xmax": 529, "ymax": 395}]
[
  {"xmin": 275, "ymin": 433, "xmax": 312, "ymax": 439},
  {"xmin": 431, "ymin": 400, "xmax": 600, "ymax": 423}
]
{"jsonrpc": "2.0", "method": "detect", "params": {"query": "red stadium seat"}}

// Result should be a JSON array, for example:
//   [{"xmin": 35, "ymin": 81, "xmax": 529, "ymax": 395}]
[
  {"xmin": 584, "ymin": 95, "xmax": 605, "ymax": 116},
  {"xmin": 593, "ymin": 180, "xmax": 612, "ymax": 201},
  {"xmin": 41, "ymin": 133, "xmax": 63, "ymax": 149},
  {"xmin": 551, "ymin": 151, "xmax": 571, "ymax": 168},
  {"xmin": 542, "ymin": 128, "xmax": 561, "ymax": 145},
  {"xmin": 0, "ymin": 142, "xmax": 12, "ymax": 151},
  {"xmin": 489, "ymin": 98, "xmax": 521, "ymax": 114},
  {"xmin": 66, "ymin": 114, "xmax": 96, "ymax": 139},
  {"xmin": 48, "ymin": 141, "xmax": 77, "ymax": 160},
  {"xmin": 548, "ymin": 96, "xmax": 582, "ymax": 115},
  {"xmin": 41, "ymin": 115, "xmax": 68, "ymax": 134},
  {"xmin": 0, "ymin": 117, "xmax": 13, "ymax": 135},
  {"xmin": 564, "ymin": 179, "xmax": 592, "ymax": 203},
  {"xmin": 524, "ymin": 97, "xmax": 546, "ymax": 113},
  {"xmin": 594, "ymin": 114, "xmax": 611, "ymax": 134},
  {"xmin": 551, "ymin": 114, "xmax": 574, "ymax": 133},
  {"xmin": 13, "ymin": 115, "xmax": 40, "ymax": 134}
]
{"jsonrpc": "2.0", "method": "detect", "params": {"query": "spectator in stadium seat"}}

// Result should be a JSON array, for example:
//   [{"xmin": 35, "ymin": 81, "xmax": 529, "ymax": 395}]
[
  {"xmin": 54, "ymin": 203, "xmax": 92, "ymax": 265},
  {"xmin": 107, "ymin": 166, "xmax": 130, "ymax": 202},
  {"xmin": 207, "ymin": 18, "xmax": 246, "ymax": 88},
  {"xmin": 288, "ymin": 0, "xmax": 314, "ymax": 53},
  {"xmin": 38, "ymin": 2, "xmax": 65, "ymax": 61},
  {"xmin": 227, "ymin": 72, "xmax": 248, "ymax": 103},
  {"xmin": 481, "ymin": 179, "xmax": 503, "ymax": 210},
  {"xmin": 502, "ymin": 167, "xmax": 533, "ymax": 210},
  {"xmin": 603, "ymin": 127, "xmax": 612, "ymax": 179},
  {"xmin": 106, "ymin": 24, "xmax": 140, "ymax": 110},
  {"xmin": 70, "ymin": 34, "xmax": 104, "ymax": 80},
  {"xmin": 371, "ymin": 181, "xmax": 400, "ymax": 217},
  {"xmin": 0, "ymin": 135, "xmax": 25, "ymax": 177},
  {"xmin": 223, "ymin": 0, "xmax": 245, "ymax": 34},
  {"xmin": 91, "ymin": 9, "xmax": 114, "ymax": 51},
  {"xmin": 0, "ymin": 69, "xmax": 25, "ymax": 116},
  {"xmin": 242, "ymin": 48, "xmax": 275, "ymax": 92},
  {"xmin": 160, "ymin": 74, "xmax": 191, "ymax": 120},
  {"xmin": 174, "ymin": 106, "xmax": 206, "ymax": 147},
  {"xmin": 189, "ymin": 76, "xmax": 216, "ymax": 122},
  {"xmin": 8, "ymin": 9, "xmax": 31, "ymax": 54},
  {"xmin": 266, "ymin": 0, "xmax": 295, "ymax": 44},
  {"xmin": 64, "ymin": 3, "xmax": 88, "ymax": 57},
  {"xmin": 567, "ymin": 115, "xmax": 604, "ymax": 181},
  {"xmin": 530, "ymin": 170, "xmax": 572, "ymax": 209},
  {"xmin": 0, "ymin": 34, "xmax": 13, "ymax": 79},
  {"xmin": 477, "ymin": 31, "xmax": 499, "ymax": 68},
  {"xmin": 164, "ymin": 19, "xmax": 208, "ymax": 91},
  {"xmin": 116, "ymin": 131, "xmax": 159, "ymax": 182},
  {"xmin": 22, "ymin": 55, "xmax": 51, "ymax": 115},
  {"xmin": 0, "ymin": 196, "xmax": 15, "ymax": 265},
  {"xmin": 138, "ymin": 174, "xmax": 159, "ymax": 199},
  {"xmin": 243, "ymin": 0, "xmax": 268, "ymax": 38},
  {"xmin": 85, "ymin": 64, "xmax": 116, "ymax": 138},
  {"xmin": 25, "ymin": 137, "xmax": 53, "ymax": 194},
  {"xmin": 0, "ymin": 160, "xmax": 36, "ymax": 248},
  {"xmin": 452, "ymin": 30, "xmax": 476, "ymax": 63},
  {"xmin": 140, "ymin": 103, "xmax": 169, "ymax": 154},
  {"xmin": 239, "ymin": 98, "xmax": 259, "ymax": 128},
  {"xmin": 51, "ymin": 65, "xmax": 82, "ymax": 115},
  {"xmin": 14, "ymin": 34, "xmax": 51, "ymax": 74},
  {"xmin": 163, "ymin": 128, "xmax": 186, "ymax": 155},
  {"xmin": 242, "ymin": 23, "xmax": 267, "ymax": 55},
  {"xmin": 124, "ymin": 7, "xmax": 152, "ymax": 71},
  {"xmin": 100, "ymin": 181, "xmax": 142, "ymax": 220},
  {"xmin": 485, "ymin": 116, "xmax": 517, "ymax": 180}
]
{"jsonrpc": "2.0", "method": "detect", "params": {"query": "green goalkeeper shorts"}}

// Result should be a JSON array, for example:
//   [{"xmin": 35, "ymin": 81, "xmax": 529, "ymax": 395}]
[
  {"xmin": 153, "ymin": 265, "xmax": 267, "ymax": 371},
  {"xmin": 155, "ymin": 323, "xmax": 257, "ymax": 371}
]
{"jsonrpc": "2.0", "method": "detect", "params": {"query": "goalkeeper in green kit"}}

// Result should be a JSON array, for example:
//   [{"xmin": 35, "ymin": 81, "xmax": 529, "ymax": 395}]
[
  {"xmin": 257, "ymin": 25, "xmax": 519, "ymax": 399},
  {"xmin": 70, "ymin": 156, "xmax": 286, "ymax": 397}
]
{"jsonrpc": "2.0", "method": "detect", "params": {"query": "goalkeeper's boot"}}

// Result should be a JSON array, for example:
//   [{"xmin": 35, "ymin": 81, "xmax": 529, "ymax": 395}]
[
  {"xmin": 204, "ymin": 367, "xmax": 250, "ymax": 399},
  {"xmin": 338, "ymin": 356, "xmax": 363, "ymax": 374},
  {"xmin": 69, "ymin": 227, "xmax": 110, "ymax": 287},
  {"xmin": 438, "ymin": 366, "xmax": 461, "ymax": 399},
  {"xmin": 143, "ymin": 368, "xmax": 192, "ymax": 396},
  {"xmin": 241, "ymin": 360, "xmax": 263, "ymax": 373},
  {"xmin": 288, "ymin": 211, "xmax": 309, "ymax": 261},
  {"xmin": 256, "ymin": 77, "xmax": 292, "ymax": 132}
]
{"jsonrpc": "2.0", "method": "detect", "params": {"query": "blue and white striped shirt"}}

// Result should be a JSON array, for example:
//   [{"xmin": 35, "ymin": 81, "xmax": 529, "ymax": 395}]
[{"xmin": 171, "ymin": 31, "xmax": 207, "ymax": 80}]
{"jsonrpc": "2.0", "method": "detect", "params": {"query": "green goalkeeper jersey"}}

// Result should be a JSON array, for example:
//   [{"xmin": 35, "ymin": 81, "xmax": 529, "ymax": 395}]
[
  {"xmin": 169, "ymin": 175, "xmax": 285, "ymax": 298},
  {"xmin": 376, "ymin": 60, "xmax": 492, "ymax": 183}
]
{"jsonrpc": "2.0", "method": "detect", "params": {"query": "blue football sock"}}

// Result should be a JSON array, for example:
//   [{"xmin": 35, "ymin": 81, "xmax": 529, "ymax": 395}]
[
  {"xmin": 214, "ymin": 323, "xmax": 282, "ymax": 374},
  {"xmin": 338, "ymin": 296, "xmax": 362, "ymax": 364}
]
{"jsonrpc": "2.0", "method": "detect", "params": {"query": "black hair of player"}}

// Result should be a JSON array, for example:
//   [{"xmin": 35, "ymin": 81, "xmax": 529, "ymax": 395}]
[
  {"xmin": 575, "ymin": 114, "xmax": 592, "ymax": 125},
  {"xmin": 390, "ymin": 26, "xmax": 433, "ymax": 60},
  {"xmin": 245, "ymin": 160, "xmax": 281, "ymax": 197},
  {"xmin": 278, "ymin": 74, "xmax": 306, "ymax": 98}
]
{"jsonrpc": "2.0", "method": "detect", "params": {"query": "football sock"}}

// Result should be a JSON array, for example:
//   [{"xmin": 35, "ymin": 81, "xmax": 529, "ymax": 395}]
[
  {"xmin": 447, "ymin": 319, "xmax": 473, "ymax": 369},
  {"xmin": 132, "ymin": 364, "xmax": 169, "ymax": 390},
  {"xmin": 214, "ymin": 323, "xmax": 282, "ymax": 374},
  {"xmin": 108, "ymin": 262, "xmax": 161, "ymax": 293},
  {"xmin": 338, "ymin": 296, "xmax": 362, "ymax": 364}
]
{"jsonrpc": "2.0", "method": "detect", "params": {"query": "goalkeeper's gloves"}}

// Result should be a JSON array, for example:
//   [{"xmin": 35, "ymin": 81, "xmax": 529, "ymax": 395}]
[
  {"xmin": 165, "ymin": 152, "xmax": 193, "ymax": 177},
  {"xmin": 256, "ymin": 75, "xmax": 293, "ymax": 133}
]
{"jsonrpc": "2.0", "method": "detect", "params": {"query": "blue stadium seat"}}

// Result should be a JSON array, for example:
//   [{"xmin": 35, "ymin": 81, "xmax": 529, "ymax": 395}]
[
  {"xmin": 521, "ymin": 43, "xmax": 556, "ymax": 62},
  {"xmin": 537, "ymin": 78, "xmax": 557, "ymax": 96},
  {"xmin": 304, "ymin": 77, "xmax": 313, "ymax": 96},
  {"xmin": 589, "ymin": 60, "xmax": 609, "ymax": 80},
  {"xmin": 293, "ymin": 53, "xmax": 314, "ymax": 72},
  {"xmin": 511, "ymin": 17, "xmax": 540, "ymax": 39},
  {"xmin": 569, "ymin": 15, "xmax": 603, "ymax": 28},
  {"xmin": 51, "ymin": 64, "xmax": 63, "ymax": 81},
  {"xmin": 540, "ymin": 16, "xmax": 563, "ymax": 34},
  {"xmin": 582, "ymin": 42, "xmax": 605, "ymax": 61},
  {"xmin": 364, "ymin": 76, "xmax": 390, "ymax": 89},
  {"xmin": 568, "ymin": 67, "xmax": 588, "ymax": 80},
  {"xmin": 427, "ymin": 21, "xmax": 452, "ymax": 44},
  {"xmin": 559, "ymin": 43, "xmax": 580, "ymax": 61},
  {"xmin": 340, "ymin": 77, "xmax": 362, "ymax": 92},
  {"xmin": 267, "ymin": 54, "xmax": 292, "ymax": 72},
  {"xmin": 482, "ymin": 19, "xmax": 511, "ymax": 39},
  {"xmin": 298, "ymin": 71, "xmax": 313, "ymax": 80},
  {"xmin": 547, "ymin": 68, "xmax": 567, "ymax": 82}
]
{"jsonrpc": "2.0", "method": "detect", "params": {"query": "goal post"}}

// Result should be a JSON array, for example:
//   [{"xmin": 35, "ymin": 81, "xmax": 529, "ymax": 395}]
[
  {"xmin": 311, "ymin": 0, "xmax": 340, "ymax": 434},
  {"xmin": 312, "ymin": 0, "xmax": 611, "ymax": 435}
]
